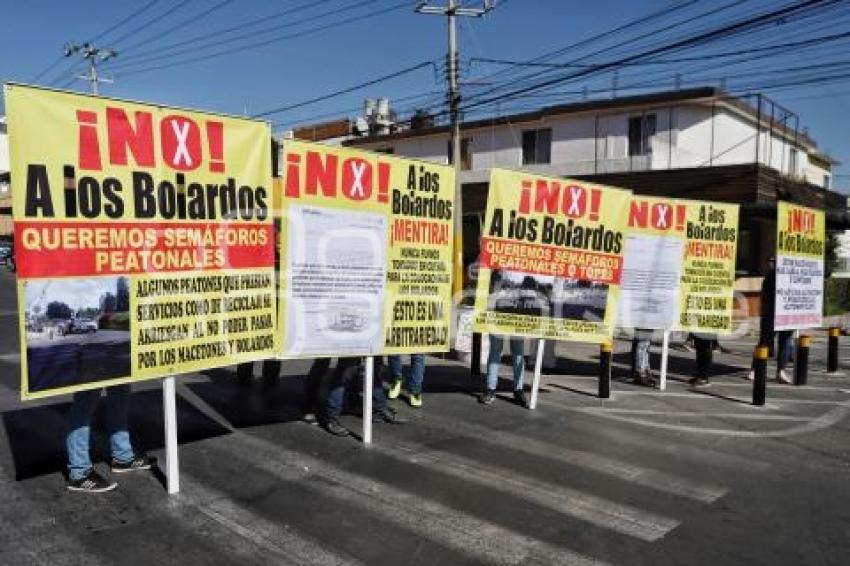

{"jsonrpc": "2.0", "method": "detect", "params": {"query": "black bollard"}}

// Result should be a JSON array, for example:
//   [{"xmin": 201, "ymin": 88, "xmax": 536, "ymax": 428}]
[
  {"xmin": 794, "ymin": 334, "xmax": 810, "ymax": 386},
  {"xmin": 827, "ymin": 328, "xmax": 840, "ymax": 374},
  {"xmin": 471, "ymin": 333, "xmax": 482, "ymax": 376},
  {"xmin": 599, "ymin": 341, "xmax": 612, "ymax": 399},
  {"xmin": 753, "ymin": 345, "xmax": 768, "ymax": 406}
]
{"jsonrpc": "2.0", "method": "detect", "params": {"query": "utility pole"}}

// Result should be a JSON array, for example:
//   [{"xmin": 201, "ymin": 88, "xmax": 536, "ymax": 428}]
[
  {"xmin": 64, "ymin": 42, "xmax": 117, "ymax": 95},
  {"xmin": 416, "ymin": 0, "xmax": 495, "ymax": 306}
]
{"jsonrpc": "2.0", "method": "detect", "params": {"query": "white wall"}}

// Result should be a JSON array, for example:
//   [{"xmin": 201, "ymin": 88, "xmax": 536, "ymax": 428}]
[{"xmin": 352, "ymin": 101, "xmax": 830, "ymax": 183}]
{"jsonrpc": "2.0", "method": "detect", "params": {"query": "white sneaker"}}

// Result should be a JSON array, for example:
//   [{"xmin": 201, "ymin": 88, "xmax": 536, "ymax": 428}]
[
  {"xmin": 746, "ymin": 370, "xmax": 755, "ymax": 381},
  {"xmin": 777, "ymin": 370, "xmax": 792, "ymax": 384}
]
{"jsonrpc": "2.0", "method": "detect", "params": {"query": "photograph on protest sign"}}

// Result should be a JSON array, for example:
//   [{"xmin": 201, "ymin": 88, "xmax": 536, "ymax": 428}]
[
  {"xmin": 6, "ymin": 84, "xmax": 276, "ymax": 399},
  {"xmin": 677, "ymin": 200, "xmax": 739, "ymax": 334},
  {"xmin": 23, "ymin": 277, "xmax": 131, "ymax": 393},
  {"xmin": 473, "ymin": 168, "xmax": 631, "ymax": 343},
  {"xmin": 278, "ymin": 139, "xmax": 455, "ymax": 357},
  {"xmin": 774, "ymin": 201, "xmax": 825, "ymax": 331}
]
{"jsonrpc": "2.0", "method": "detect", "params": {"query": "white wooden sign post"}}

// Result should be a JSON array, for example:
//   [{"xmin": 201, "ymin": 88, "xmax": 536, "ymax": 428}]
[
  {"xmin": 529, "ymin": 339, "xmax": 545, "ymax": 410},
  {"xmin": 162, "ymin": 376, "xmax": 180, "ymax": 495},
  {"xmin": 658, "ymin": 331, "xmax": 670, "ymax": 391},
  {"xmin": 363, "ymin": 357, "xmax": 374, "ymax": 445}
]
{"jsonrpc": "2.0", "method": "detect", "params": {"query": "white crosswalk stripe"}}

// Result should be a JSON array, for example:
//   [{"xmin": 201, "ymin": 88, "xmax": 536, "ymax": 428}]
[
  {"xmin": 414, "ymin": 418, "xmax": 728, "ymax": 503},
  {"xmin": 176, "ymin": 475, "xmax": 365, "ymax": 566},
  {"xmin": 224, "ymin": 430, "xmax": 610, "ymax": 566},
  {"xmin": 371, "ymin": 439, "xmax": 680, "ymax": 542}
]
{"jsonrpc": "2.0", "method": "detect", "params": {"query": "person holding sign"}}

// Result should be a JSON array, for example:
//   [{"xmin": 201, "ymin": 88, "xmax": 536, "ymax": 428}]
[
  {"xmin": 66, "ymin": 385, "xmax": 153, "ymax": 493},
  {"xmin": 747, "ymin": 258, "xmax": 793, "ymax": 384},
  {"xmin": 480, "ymin": 336, "xmax": 529, "ymax": 407}
]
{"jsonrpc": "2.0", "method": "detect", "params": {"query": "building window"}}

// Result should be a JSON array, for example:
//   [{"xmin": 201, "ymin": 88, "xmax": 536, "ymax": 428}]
[
  {"xmin": 789, "ymin": 148, "xmax": 798, "ymax": 175},
  {"xmin": 824, "ymin": 174, "xmax": 831, "ymax": 190},
  {"xmin": 448, "ymin": 138, "xmax": 472, "ymax": 170},
  {"xmin": 521, "ymin": 128, "xmax": 552, "ymax": 165},
  {"xmin": 628, "ymin": 114, "xmax": 656, "ymax": 156}
]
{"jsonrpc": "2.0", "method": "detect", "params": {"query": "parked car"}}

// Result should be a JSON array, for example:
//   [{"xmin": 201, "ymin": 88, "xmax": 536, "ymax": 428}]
[
  {"xmin": 0, "ymin": 241, "xmax": 12, "ymax": 267},
  {"xmin": 70, "ymin": 318, "xmax": 98, "ymax": 333}
]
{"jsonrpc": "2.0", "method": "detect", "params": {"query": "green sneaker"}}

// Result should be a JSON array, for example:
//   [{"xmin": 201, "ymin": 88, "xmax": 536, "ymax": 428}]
[
  {"xmin": 408, "ymin": 392, "xmax": 422, "ymax": 408},
  {"xmin": 387, "ymin": 379, "xmax": 403, "ymax": 400}
]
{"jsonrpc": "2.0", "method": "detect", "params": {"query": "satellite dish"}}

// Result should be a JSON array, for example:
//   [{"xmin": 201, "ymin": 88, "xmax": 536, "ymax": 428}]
[{"xmin": 354, "ymin": 117, "xmax": 370, "ymax": 136}]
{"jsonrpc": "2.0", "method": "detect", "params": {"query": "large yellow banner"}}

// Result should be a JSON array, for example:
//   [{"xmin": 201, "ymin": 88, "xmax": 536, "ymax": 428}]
[
  {"xmin": 775, "ymin": 201, "xmax": 825, "ymax": 330},
  {"xmin": 472, "ymin": 169, "xmax": 631, "ymax": 343},
  {"xmin": 278, "ymin": 140, "xmax": 454, "ymax": 357},
  {"xmin": 619, "ymin": 196, "xmax": 739, "ymax": 334},
  {"xmin": 6, "ymin": 84, "xmax": 275, "ymax": 399},
  {"xmin": 677, "ymin": 201, "xmax": 739, "ymax": 334}
]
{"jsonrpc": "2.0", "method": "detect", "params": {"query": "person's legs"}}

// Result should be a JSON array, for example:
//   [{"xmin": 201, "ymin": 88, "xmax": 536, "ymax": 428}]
[
  {"xmin": 693, "ymin": 336, "xmax": 713, "ymax": 383},
  {"xmin": 325, "ymin": 358, "xmax": 356, "ymax": 422},
  {"xmin": 408, "ymin": 354, "xmax": 426, "ymax": 395},
  {"xmin": 509, "ymin": 338, "xmax": 526, "ymax": 390},
  {"xmin": 104, "ymin": 385, "xmax": 134, "ymax": 464},
  {"xmin": 485, "ymin": 335, "xmax": 505, "ymax": 392},
  {"xmin": 636, "ymin": 338, "xmax": 651, "ymax": 373},
  {"xmin": 777, "ymin": 331, "xmax": 793, "ymax": 371},
  {"xmin": 387, "ymin": 355, "xmax": 404, "ymax": 399},
  {"xmin": 66, "ymin": 388, "xmax": 102, "ymax": 481},
  {"xmin": 236, "ymin": 361, "xmax": 254, "ymax": 384},
  {"xmin": 261, "ymin": 359, "xmax": 282, "ymax": 384},
  {"xmin": 371, "ymin": 357, "xmax": 388, "ymax": 414},
  {"xmin": 304, "ymin": 358, "xmax": 331, "ymax": 415}
]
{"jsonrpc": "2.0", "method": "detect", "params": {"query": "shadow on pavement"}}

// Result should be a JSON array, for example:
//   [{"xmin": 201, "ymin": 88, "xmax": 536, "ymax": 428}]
[{"xmin": 2, "ymin": 389, "xmax": 231, "ymax": 481}]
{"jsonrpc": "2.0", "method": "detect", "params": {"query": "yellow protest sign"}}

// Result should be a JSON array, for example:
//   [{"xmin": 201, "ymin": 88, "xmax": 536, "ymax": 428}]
[
  {"xmin": 472, "ymin": 168, "xmax": 631, "ymax": 343},
  {"xmin": 6, "ymin": 84, "xmax": 275, "ymax": 399},
  {"xmin": 775, "ymin": 201, "xmax": 825, "ymax": 330},
  {"xmin": 677, "ymin": 201, "xmax": 739, "ymax": 334},
  {"xmin": 278, "ymin": 140, "xmax": 454, "ymax": 356}
]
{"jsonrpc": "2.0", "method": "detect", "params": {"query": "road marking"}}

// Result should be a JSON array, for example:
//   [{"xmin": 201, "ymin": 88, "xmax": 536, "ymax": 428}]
[
  {"xmin": 415, "ymin": 418, "xmax": 727, "ymax": 504},
  {"xmin": 373, "ymin": 440, "xmax": 679, "ymax": 542},
  {"xmin": 558, "ymin": 403, "xmax": 850, "ymax": 438},
  {"xmin": 223, "ymin": 431, "xmax": 609, "ymax": 566},
  {"xmin": 0, "ymin": 353, "xmax": 20, "ymax": 362},
  {"xmin": 575, "ymin": 408, "xmax": 813, "ymax": 421},
  {"xmin": 177, "ymin": 475, "xmax": 364, "ymax": 566}
]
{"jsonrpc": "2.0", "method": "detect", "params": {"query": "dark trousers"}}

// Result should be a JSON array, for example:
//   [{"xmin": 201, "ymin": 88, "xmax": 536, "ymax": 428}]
[
  {"xmin": 753, "ymin": 329, "xmax": 793, "ymax": 371},
  {"xmin": 236, "ymin": 360, "xmax": 281, "ymax": 382},
  {"xmin": 324, "ymin": 357, "xmax": 387, "ymax": 422},
  {"xmin": 694, "ymin": 336, "xmax": 716, "ymax": 379}
]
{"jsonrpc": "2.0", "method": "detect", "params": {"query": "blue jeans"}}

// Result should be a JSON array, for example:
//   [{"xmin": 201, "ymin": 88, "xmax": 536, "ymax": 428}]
[
  {"xmin": 486, "ymin": 335, "xmax": 525, "ymax": 391},
  {"xmin": 66, "ymin": 385, "xmax": 134, "ymax": 480},
  {"xmin": 326, "ymin": 358, "xmax": 387, "ymax": 420},
  {"xmin": 388, "ymin": 354, "xmax": 426, "ymax": 394},
  {"xmin": 633, "ymin": 329, "xmax": 652, "ymax": 372}
]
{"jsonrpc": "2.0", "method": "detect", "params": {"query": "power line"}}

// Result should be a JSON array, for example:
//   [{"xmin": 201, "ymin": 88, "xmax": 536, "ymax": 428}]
[
  {"xmin": 253, "ymin": 62, "xmax": 437, "ymax": 118},
  {"xmin": 118, "ymin": 0, "xmax": 234, "ymax": 53},
  {"xmin": 108, "ymin": 0, "xmax": 195, "ymax": 47},
  {"xmin": 31, "ymin": 0, "xmax": 161, "ymax": 83},
  {"xmin": 109, "ymin": 0, "xmax": 378, "ymax": 70},
  {"xmin": 110, "ymin": 1, "xmax": 413, "ymax": 78}
]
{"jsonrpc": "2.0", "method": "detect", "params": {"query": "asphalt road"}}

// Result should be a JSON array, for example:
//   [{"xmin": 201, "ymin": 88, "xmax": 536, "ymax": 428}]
[{"xmin": 0, "ymin": 269, "xmax": 849, "ymax": 565}]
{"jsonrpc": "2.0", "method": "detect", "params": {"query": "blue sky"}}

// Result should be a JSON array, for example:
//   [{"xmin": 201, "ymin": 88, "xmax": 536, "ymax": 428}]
[{"xmin": 2, "ymin": 0, "xmax": 849, "ymax": 185}]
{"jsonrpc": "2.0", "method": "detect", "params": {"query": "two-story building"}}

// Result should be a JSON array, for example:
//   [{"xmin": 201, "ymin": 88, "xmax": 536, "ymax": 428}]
[{"xmin": 343, "ymin": 87, "xmax": 850, "ymax": 312}]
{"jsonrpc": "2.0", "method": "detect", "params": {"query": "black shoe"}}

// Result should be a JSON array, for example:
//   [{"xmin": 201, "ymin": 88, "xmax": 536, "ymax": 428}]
[
  {"xmin": 322, "ymin": 419, "xmax": 350, "ymax": 437},
  {"xmin": 373, "ymin": 407, "xmax": 405, "ymax": 424},
  {"xmin": 513, "ymin": 389, "xmax": 529, "ymax": 408},
  {"xmin": 689, "ymin": 376, "xmax": 710, "ymax": 387},
  {"xmin": 67, "ymin": 469, "xmax": 117, "ymax": 493},
  {"xmin": 479, "ymin": 390, "xmax": 496, "ymax": 405},
  {"xmin": 110, "ymin": 454, "xmax": 155, "ymax": 473}
]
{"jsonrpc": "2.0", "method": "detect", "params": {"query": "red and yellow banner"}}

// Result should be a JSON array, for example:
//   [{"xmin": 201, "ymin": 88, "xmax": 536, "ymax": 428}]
[
  {"xmin": 473, "ymin": 168, "xmax": 631, "ymax": 343},
  {"xmin": 278, "ymin": 140, "xmax": 455, "ymax": 357},
  {"xmin": 6, "ymin": 84, "xmax": 275, "ymax": 399}
]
